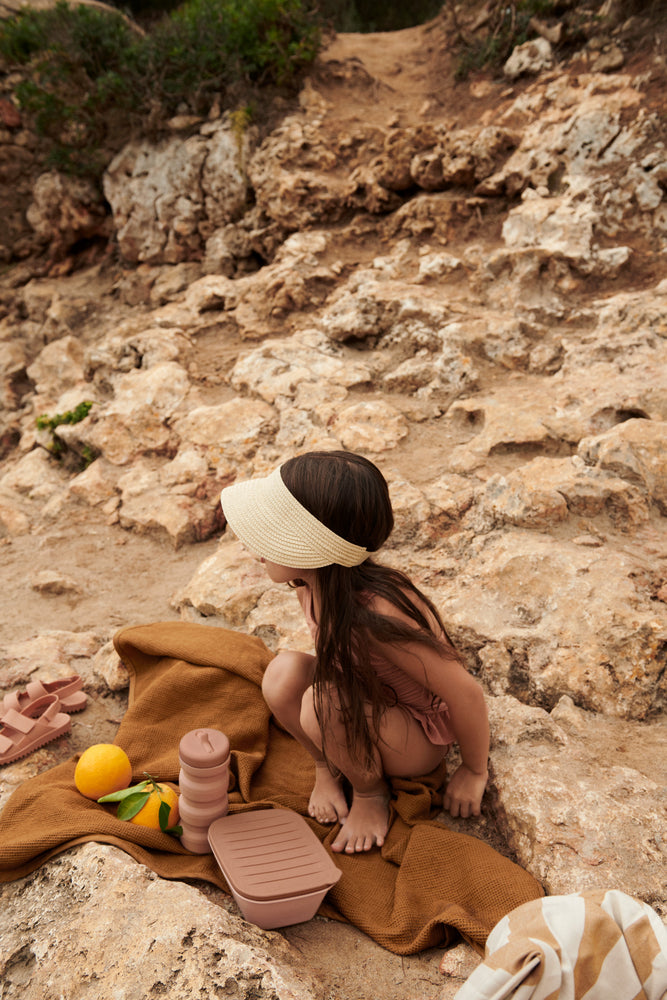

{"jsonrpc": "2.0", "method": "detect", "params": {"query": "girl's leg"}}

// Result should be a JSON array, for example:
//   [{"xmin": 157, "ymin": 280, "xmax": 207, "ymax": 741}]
[
  {"xmin": 301, "ymin": 689, "xmax": 444, "ymax": 854},
  {"xmin": 261, "ymin": 652, "xmax": 348, "ymax": 825}
]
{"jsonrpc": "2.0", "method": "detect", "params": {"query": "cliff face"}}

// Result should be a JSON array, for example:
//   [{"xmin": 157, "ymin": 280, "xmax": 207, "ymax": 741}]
[{"xmin": 1, "ymin": 8, "xmax": 666, "ymax": 999}]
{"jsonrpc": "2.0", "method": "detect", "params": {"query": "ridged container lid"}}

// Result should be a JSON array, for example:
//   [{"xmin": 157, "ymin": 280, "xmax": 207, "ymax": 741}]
[
  {"xmin": 208, "ymin": 809, "xmax": 342, "ymax": 902},
  {"xmin": 179, "ymin": 728, "xmax": 230, "ymax": 768}
]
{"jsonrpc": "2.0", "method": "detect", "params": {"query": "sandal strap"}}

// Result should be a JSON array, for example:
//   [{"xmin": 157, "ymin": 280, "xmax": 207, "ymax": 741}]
[
  {"xmin": 1, "ymin": 691, "xmax": 21, "ymax": 713},
  {"xmin": 1, "ymin": 708, "xmax": 34, "ymax": 734},
  {"xmin": 26, "ymin": 680, "xmax": 49, "ymax": 701},
  {"xmin": 40, "ymin": 697, "xmax": 61, "ymax": 722},
  {"xmin": 0, "ymin": 733, "xmax": 14, "ymax": 753}
]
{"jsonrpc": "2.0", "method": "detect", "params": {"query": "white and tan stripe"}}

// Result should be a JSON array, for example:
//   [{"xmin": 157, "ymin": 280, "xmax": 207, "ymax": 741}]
[{"xmin": 454, "ymin": 890, "xmax": 667, "ymax": 1000}]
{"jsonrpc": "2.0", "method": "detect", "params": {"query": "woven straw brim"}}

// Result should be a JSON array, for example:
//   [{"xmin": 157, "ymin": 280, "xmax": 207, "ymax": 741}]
[{"xmin": 220, "ymin": 467, "xmax": 368, "ymax": 569}]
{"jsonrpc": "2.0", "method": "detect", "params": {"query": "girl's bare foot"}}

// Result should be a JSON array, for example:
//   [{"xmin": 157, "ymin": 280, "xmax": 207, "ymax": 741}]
[
  {"xmin": 331, "ymin": 787, "xmax": 390, "ymax": 854},
  {"xmin": 308, "ymin": 761, "xmax": 349, "ymax": 825}
]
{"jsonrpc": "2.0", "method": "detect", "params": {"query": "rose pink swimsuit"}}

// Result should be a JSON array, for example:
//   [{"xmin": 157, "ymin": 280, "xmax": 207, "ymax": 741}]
[{"xmin": 298, "ymin": 587, "xmax": 454, "ymax": 748}]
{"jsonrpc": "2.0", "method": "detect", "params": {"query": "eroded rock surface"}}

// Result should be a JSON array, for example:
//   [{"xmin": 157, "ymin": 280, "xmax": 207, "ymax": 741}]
[{"xmin": 0, "ymin": 843, "xmax": 323, "ymax": 1000}]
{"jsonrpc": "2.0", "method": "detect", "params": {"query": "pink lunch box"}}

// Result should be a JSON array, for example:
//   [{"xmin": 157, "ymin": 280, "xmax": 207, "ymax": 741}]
[{"xmin": 207, "ymin": 808, "xmax": 342, "ymax": 930}]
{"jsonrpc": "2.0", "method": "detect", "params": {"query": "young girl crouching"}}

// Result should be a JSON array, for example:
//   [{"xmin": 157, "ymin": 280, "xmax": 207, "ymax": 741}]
[{"xmin": 220, "ymin": 450, "xmax": 489, "ymax": 855}]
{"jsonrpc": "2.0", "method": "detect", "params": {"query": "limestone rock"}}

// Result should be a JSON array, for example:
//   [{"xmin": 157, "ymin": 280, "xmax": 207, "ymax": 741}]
[
  {"xmin": 0, "ymin": 496, "xmax": 30, "ymax": 536},
  {"xmin": 103, "ymin": 117, "xmax": 255, "ymax": 264},
  {"xmin": 0, "ymin": 448, "xmax": 65, "ymax": 497},
  {"xmin": 345, "ymin": 163, "xmax": 403, "ymax": 214},
  {"xmin": 330, "ymin": 400, "xmax": 409, "ymax": 453},
  {"xmin": 116, "ymin": 455, "xmax": 225, "ymax": 548},
  {"xmin": 30, "ymin": 569, "xmax": 83, "ymax": 596},
  {"xmin": 591, "ymin": 42, "xmax": 625, "ymax": 73},
  {"xmin": 231, "ymin": 232, "xmax": 340, "ymax": 337},
  {"xmin": 92, "ymin": 639, "xmax": 130, "ymax": 692},
  {"xmin": 437, "ymin": 531, "xmax": 667, "ymax": 720},
  {"xmin": 1, "ymin": 630, "xmax": 105, "ymax": 691},
  {"xmin": 172, "ymin": 398, "xmax": 278, "ymax": 465},
  {"xmin": 481, "ymin": 456, "xmax": 649, "ymax": 530},
  {"xmin": 248, "ymin": 116, "xmax": 351, "ymax": 230},
  {"xmin": 445, "ymin": 351, "xmax": 667, "ymax": 473},
  {"xmin": 438, "ymin": 941, "xmax": 482, "ymax": 981},
  {"xmin": 26, "ymin": 171, "xmax": 110, "ymax": 260},
  {"xmin": 230, "ymin": 328, "xmax": 372, "ymax": 405},
  {"xmin": 26, "ymin": 335, "xmax": 86, "ymax": 401},
  {"xmin": 417, "ymin": 251, "xmax": 463, "ymax": 281},
  {"xmin": 200, "ymin": 117, "xmax": 256, "ymax": 233},
  {"xmin": 578, "ymin": 418, "xmax": 667, "ymax": 514},
  {"xmin": 68, "ymin": 458, "xmax": 122, "ymax": 507},
  {"xmin": 502, "ymin": 190, "xmax": 600, "ymax": 263},
  {"xmin": 408, "ymin": 126, "xmax": 517, "ymax": 192},
  {"xmin": 174, "ymin": 537, "xmax": 272, "ymax": 625},
  {"xmin": 0, "ymin": 843, "xmax": 322, "ymax": 1000},
  {"xmin": 245, "ymin": 587, "xmax": 315, "ymax": 653},
  {"xmin": 489, "ymin": 695, "xmax": 667, "ymax": 913},
  {"xmin": 382, "ymin": 341, "xmax": 478, "ymax": 411},
  {"xmin": 319, "ymin": 282, "xmax": 396, "ymax": 343},
  {"xmin": 503, "ymin": 37, "xmax": 554, "ymax": 80},
  {"xmin": 56, "ymin": 361, "xmax": 192, "ymax": 466},
  {"xmin": 63, "ymin": 406, "xmax": 176, "ymax": 467},
  {"xmin": 85, "ymin": 324, "xmax": 191, "ymax": 387},
  {"xmin": 371, "ymin": 125, "xmax": 438, "ymax": 191}
]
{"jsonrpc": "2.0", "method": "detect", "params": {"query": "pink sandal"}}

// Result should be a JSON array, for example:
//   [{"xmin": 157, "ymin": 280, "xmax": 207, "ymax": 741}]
[
  {"xmin": 0, "ymin": 694, "xmax": 72, "ymax": 765},
  {"xmin": 2, "ymin": 675, "xmax": 87, "ymax": 715}
]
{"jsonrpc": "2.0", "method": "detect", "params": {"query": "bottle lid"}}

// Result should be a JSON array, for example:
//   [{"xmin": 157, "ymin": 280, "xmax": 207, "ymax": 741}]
[{"xmin": 179, "ymin": 728, "xmax": 230, "ymax": 768}]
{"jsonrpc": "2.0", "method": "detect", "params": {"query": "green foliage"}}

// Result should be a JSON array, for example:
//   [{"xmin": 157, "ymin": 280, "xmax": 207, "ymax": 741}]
[
  {"xmin": 36, "ymin": 400, "xmax": 94, "ymax": 460},
  {"xmin": 138, "ymin": 0, "xmax": 321, "ymax": 108},
  {"xmin": 98, "ymin": 774, "xmax": 183, "ymax": 836},
  {"xmin": 36, "ymin": 399, "xmax": 94, "ymax": 433},
  {"xmin": 0, "ymin": 0, "xmax": 321, "ymax": 176},
  {"xmin": 0, "ymin": 3, "xmax": 140, "ymax": 174}
]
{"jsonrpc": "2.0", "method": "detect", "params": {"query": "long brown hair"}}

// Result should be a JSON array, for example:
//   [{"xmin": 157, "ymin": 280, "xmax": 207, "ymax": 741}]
[{"xmin": 280, "ymin": 450, "xmax": 459, "ymax": 771}]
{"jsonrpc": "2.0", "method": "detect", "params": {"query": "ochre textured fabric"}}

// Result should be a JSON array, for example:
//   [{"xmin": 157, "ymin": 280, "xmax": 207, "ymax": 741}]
[{"xmin": 0, "ymin": 622, "xmax": 543, "ymax": 954}]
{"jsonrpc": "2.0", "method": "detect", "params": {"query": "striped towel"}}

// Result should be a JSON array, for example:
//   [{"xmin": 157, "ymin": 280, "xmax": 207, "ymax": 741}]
[{"xmin": 454, "ymin": 889, "xmax": 667, "ymax": 1000}]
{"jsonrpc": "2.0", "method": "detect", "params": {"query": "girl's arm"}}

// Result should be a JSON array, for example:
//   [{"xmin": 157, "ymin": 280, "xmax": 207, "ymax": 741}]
[
  {"xmin": 437, "ymin": 666, "xmax": 489, "ymax": 819},
  {"xmin": 370, "ymin": 603, "xmax": 489, "ymax": 817},
  {"xmin": 396, "ymin": 641, "xmax": 489, "ymax": 817}
]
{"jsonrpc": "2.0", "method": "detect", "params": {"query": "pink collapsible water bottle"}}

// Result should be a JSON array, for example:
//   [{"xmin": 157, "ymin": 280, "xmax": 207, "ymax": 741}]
[{"xmin": 178, "ymin": 728, "xmax": 230, "ymax": 853}]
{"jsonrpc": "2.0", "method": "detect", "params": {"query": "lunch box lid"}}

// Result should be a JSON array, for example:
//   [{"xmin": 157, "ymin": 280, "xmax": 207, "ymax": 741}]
[{"xmin": 208, "ymin": 809, "xmax": 342, "ymax": 902}]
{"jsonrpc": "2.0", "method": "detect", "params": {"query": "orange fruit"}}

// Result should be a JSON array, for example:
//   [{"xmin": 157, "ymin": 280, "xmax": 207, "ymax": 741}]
[
  {"xmin": 129, "ymin": 782, "xmax": 179, "ymax": 830},
  {"xmin": 74, "ymin": 743, "xmax": 133, "ymax": 800}
]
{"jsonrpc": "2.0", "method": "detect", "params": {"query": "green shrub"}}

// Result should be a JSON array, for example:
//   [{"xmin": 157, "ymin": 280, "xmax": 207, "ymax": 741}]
[
  {"xmin": 36, "ymin": 400, "xmax": 95, "ymax": 462},
  {"xmin": 143, "ymin": 0, "xmax": 321, "ymax": 108},
  {"xmin": 0, "ymin": 0, "xmax": 321, "ymax": 176},
  {"xmin": 0, "ymin": 3, "xmax": 142, "ymax": 173}
]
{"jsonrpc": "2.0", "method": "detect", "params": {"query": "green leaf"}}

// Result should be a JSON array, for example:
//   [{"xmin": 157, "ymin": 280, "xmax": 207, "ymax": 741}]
[
  {"xmin": 157, "ymin": 794, "xmax": 182, "ymax": 837},
  {"xmin": 98, "ymin": 780, "xmax": 149, "ymax": 804},
  {"xmin": 158, "ymin": 798, "xmax": 172, "ymax": 831},
  {"xmin": 116, "ymin": 791, "xmax": 150, "ymax": 821}
]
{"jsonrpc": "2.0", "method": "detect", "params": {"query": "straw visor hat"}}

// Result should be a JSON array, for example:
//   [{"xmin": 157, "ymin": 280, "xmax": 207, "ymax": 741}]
[{"xmin": 220, "ymin": 466, "xmax": 369, "ymax": 569}]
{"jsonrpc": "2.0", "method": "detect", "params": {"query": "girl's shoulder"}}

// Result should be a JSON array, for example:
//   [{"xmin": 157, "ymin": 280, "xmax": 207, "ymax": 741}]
[{"xmin": 365, "ymin": 589, "xmax": 443, "ymax": 637}]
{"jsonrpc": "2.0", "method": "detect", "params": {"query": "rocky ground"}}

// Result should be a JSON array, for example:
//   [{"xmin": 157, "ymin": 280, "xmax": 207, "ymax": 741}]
[{"xmin": 1, "ymin": 3, "xmax": 667, "ymax": 998}]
